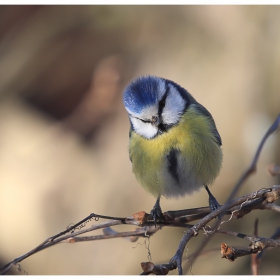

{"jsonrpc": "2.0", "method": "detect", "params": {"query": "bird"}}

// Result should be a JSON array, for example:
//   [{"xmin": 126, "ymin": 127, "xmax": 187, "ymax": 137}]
[{"xmin": 123, "ymin": 75, "xmax": 223, "ymax": 224}]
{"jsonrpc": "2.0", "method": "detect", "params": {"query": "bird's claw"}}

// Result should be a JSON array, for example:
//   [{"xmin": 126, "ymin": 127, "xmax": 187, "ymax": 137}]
[
  {"xmin": 205, "ymin": 185, "xmax": 221, "ymax": 219},
  {"xmin": 150, "ymin": 197, "xmax": 164, "ymax": 226}
]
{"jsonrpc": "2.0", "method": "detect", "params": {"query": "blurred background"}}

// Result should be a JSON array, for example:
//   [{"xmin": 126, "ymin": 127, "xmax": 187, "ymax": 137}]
[{"xmin": 0, "ymin": 5, "xmax": 279, "ymax": 275}]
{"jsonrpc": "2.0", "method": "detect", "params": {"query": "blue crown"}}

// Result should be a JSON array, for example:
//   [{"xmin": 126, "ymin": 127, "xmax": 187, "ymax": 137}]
[{"xmin": 123, "ymin": 76, "xmax": 164, "ymax": 114}]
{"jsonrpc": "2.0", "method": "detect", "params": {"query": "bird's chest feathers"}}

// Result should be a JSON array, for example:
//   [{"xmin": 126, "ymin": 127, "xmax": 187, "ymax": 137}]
[
  {"xmin": 129, "ymin": 113, "xmax": 216, "ymax": 165},
  {"xmin": 128, "ymin": 112, "xmax": 222, "ymax": 198}
]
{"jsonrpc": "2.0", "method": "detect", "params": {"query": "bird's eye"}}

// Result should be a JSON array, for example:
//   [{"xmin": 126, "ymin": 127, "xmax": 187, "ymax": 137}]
[
  {"xmin": 141, "ymin": 119, "xmax": 151, "ymax": 124},
  {"xmin": 134, "ymin": 116, "xmax": 151, "ymax": 123}
]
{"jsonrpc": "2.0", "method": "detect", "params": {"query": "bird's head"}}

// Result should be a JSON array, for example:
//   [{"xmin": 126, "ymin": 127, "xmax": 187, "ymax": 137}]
[{"xmin": 123, "ymin": 75, "xmax": 189, "ymax": 139}]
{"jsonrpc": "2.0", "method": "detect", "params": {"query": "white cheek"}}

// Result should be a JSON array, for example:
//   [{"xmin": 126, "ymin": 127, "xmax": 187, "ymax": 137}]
[
  {"xmin": 162, "ymin": 87, "xmax": 185, "ymax": 124},
  {"xmin": 130, "ymin": 118, "xmax": 158, "ymax": 139},
  {"xmin": 162, "ymin": 108, "xmax": 180, "ymax": 124}
]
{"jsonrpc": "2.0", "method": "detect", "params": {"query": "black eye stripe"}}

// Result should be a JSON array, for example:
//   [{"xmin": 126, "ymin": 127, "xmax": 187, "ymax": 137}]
[
  {"xmin": 141, "ymin": 119, "xmax": 151, "ymax": 123},
  {"xmin": 133, "ymin": 116, "xmax": 151, "ymax": 123},
  {"xmin": 158, "ymin": 87, "xmax": 169, "ymax": 116},
  {"xmin": 159, "ymin": 96, "xmax": 166, "ymax": 108}
]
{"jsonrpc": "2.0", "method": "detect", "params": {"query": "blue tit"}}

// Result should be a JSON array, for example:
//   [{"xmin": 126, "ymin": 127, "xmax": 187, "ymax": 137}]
[{"xmin": 123, "ymin": 75, "xmax": 223, "ymax": 223}]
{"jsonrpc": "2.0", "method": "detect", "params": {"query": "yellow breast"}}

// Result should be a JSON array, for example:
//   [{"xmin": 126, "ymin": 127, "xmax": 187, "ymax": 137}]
[{"xmin": 129, "ymin": 106, "xmax": 223, "ymax": 198}]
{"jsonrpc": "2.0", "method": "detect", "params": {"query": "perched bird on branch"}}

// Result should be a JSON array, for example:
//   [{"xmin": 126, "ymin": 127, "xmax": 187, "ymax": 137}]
[{"xmin": 123, "ymin": 75, "xmax": 223, "ymax": 223}]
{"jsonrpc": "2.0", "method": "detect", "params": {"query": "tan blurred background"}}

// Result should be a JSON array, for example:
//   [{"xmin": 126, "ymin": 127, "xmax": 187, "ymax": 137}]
[{"xmin": 0, "ymin": 5, "xmax": 279, "ymax": 275}]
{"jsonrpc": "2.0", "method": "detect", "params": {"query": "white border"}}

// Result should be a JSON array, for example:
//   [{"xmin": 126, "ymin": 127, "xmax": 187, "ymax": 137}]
[{"xmin": 1, "ymin": 1, "xmax": 280, "ymax": 5}]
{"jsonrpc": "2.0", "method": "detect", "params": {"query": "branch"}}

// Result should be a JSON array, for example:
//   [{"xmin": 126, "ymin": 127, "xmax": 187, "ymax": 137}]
[
  {"xmin": 251, "ymin": 218, "xmax": 259, "ymax": 275},
  {"xmin": 220, "ymin": 234, "xmax": 280, "ymax": 262},
  {"xmin": 1, "ymin": 185, "xmax": 280, "ymax": 275},
  {"xmin": 170, "ymin": 114, "xmax": 280, "ymax": 274},
  {"xmin": 258, "ymin": 203, "xmax": 280, "ymax": 213},
  {"xmin": 0, "ymin": 220, "xmax": 123, "ymax": 275},
  {"xmin": 221, "ymin": 243, "xmax": 258, "ymax": 262},
  {"xmin": 140, "ymin": 262, "xmax": 177, "ymax": 275},
  {"xmin": 256, "ymin": 226, "xmax": 280, "ymax": 262}
]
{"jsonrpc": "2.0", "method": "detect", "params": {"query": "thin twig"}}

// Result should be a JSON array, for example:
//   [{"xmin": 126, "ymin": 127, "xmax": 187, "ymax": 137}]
[
  {"xmin": 64, "ymin": 227, "xmax": 159, "ymax": 243},
  {"xmin": 251, "ymin": 218, "xmax": 259, "ymax": 275},
  {"xmin": 258, "ymin": 203, "xmax": 280, "ymax": 213},
  {"xmin": 140, "ymin": 261, "xmax": 177, "ymax": 275},
  {"xmin": 165, "ymin": 207, "xmax": 211, "ymax": 219},
  {"xmin": 221, "ymin": 243, "xmax": 258, "ymax": 262},
  {"xmin": 169, "ymin": 187, "xmax": 274, "ymax": 274},
  {"xmin": 220, "ymin": 231, "xmax": 280, "ymax": 263},
  {"xmin": 0, "ymin": 220, "xmax": 125, "ymax": 275},
  {"xmin": 2, "ymin": 185, "xmax": 280, "ymax": 275},
  {"xmin": 256, "ymin": 226, "xmax": 280, "ymax": 262},
  {"xmin": 50, "ymin": 213, "xmax": 128, "ymax": 241}
]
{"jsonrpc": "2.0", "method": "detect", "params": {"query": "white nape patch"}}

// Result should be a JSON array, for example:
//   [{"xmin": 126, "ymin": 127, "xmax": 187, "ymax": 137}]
[
  {"xmin": 130, "ymin": 116, "xmax": 158, "ymax": 139},
  {"xmin": 162, "ymin": 84, "xmax": 186, "ymax": 125}
]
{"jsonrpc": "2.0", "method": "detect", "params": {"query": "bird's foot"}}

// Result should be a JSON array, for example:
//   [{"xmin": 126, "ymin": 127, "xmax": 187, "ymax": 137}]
[
  {"xmin": 205, "ymin": 185, "xmax": 221, "ymax": 218},
  {"xmin": 208, "ymin": 193, "xmax": 221, "ymax": 212},
  {"xmin": 150, "ymin": 197, "xmax": 164, "ymax": 226}
]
